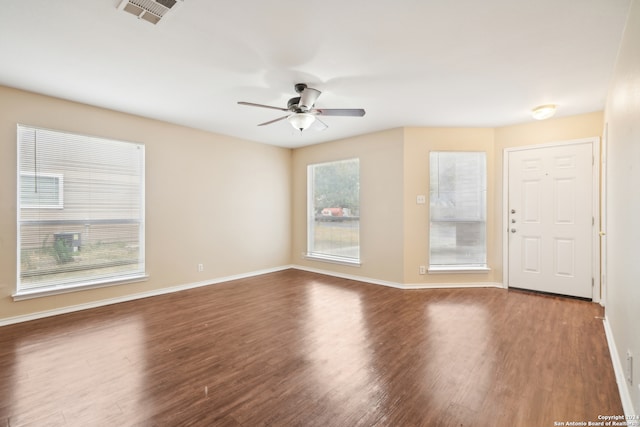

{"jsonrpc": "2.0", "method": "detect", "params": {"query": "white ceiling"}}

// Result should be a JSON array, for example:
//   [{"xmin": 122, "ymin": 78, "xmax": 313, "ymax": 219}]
[{"xmin": 0, "ymin": 0, "xmax": 631, "ymax": 148}]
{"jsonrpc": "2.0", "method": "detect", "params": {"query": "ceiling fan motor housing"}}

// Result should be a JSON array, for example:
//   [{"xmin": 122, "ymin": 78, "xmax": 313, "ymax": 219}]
[
  {"xmin": 287, "ymin": 97, "xmax": 301, "ymax": 112},
  {"xmin": 294, "ymin": 83, "xmax": 308, "ymax": 93}
]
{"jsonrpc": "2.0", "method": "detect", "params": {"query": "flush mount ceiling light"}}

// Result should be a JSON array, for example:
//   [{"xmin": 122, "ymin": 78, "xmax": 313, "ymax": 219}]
[
  {"xmin": 531, "ymin": 104, "xmax": 557, "ymax": 120},
  {"xmin": 287, "ymin": 113, "xmax": 316, "ymax": 131}
]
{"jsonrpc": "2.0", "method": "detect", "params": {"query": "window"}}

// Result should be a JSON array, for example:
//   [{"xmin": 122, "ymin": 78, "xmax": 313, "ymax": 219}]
[
  {"xmin": 17, "ymin": 125, "xmax": 146, "ymax": 298},
  {"xmin": 20, "ymin": 172, "xmax": 64, "ymax": 209},
  {"xmin": 429, "ymin": 151, "xmax": 487, "ymax": 270},
  {"xmin": 307, "ymin": 158, "xmax": 360, "ymax": 264}
]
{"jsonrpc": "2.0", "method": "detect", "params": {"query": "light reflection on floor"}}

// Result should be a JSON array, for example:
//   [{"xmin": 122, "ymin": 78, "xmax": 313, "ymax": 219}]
[
  {"xmin": 425, "ymin": 302, "xmax": 493, "ymax": 410},
  {"xmin": 10, "ymin": 316, "xmax": 146, "ymax": 426},
  {"xmin": 303, "ymin": 281, "xmax": 380, "ymax": 410}
]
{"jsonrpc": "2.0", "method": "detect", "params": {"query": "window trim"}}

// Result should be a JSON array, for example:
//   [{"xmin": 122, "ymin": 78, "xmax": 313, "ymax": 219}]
[
  {"xmin": 12, "ymin": 273, "xmax": 149, "ymax": 301},
  {"xmin": 428, "ymin": 151, "xmax": 487, "ymax": 271},
  {"xmin": 306, "ymin": 158, "xmax": 361, "ymax": 265},
  {"xmin": 16, "ymin": 124, "xmax": 146, "ymax": 298},
  {"xmin": 428, "ymin": 266, "xmax": 491, "ymax": 274},
  {"xmin": 304, "ymin": 252, "xmax": 362, "ymax": 267}
]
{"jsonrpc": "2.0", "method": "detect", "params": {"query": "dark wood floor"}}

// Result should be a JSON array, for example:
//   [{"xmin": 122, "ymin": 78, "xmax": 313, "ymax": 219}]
[{"xmin": 0, "ymin": 269, "xmax": 623, "ymax": 426}]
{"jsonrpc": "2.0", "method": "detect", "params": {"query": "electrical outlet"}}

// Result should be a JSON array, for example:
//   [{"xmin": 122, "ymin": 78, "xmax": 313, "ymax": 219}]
[
  {"xmin": 198, "ymin": 263, "xmax": 204, "ymax": 272},
  {"xmin": 419, "ymin": 265, "xmax": 426, "ymax": 275},
  {"xmin": 416, "ymin": 195, "xmax": 426, "ymax": 204}
]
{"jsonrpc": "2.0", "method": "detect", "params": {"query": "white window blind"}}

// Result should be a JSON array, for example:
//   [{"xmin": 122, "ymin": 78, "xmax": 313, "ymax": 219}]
[
  {"xmin": 17, "ymin": 125, "xmax": 146, "ymax": 297},
  {"xmin": 307, "ymin": 158, "xmax": 360, "ymax": 264},
  {"xmin": 429, "ymin": 151, "xmax": 487, "ymax": 269},
  {"xmin": 20, "ymin": 172, "xmax": 64, "ymax": 209}
]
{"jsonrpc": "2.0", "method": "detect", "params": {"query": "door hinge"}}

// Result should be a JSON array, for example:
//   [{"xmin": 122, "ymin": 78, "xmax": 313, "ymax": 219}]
[
  {"xmin": 592, "ymin": 277, "xmax": 595, "ymax": 287},
  {"xmin": 592, "ymin": 217, "xmax": 595, "ymax": 226}
]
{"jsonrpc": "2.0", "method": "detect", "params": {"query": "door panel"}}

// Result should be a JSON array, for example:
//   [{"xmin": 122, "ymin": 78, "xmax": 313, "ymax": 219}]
[
  {"xmin": 554, "ymin": 238, "xmax": 575, "ymax": 276},
  {"xmin": 522, "ymin": 237, "xmax": 541, "ymax": 272},
  {"xmin": 555, "ymin": 179, "xmax": 575, "ymax": 223},
  {"xmin": 508, "ymin": 143, "xmax": 593, "ymax": 298},
  {"xmin": 522, "ymin": 180, "xmax": 541, "ymax": 222}
]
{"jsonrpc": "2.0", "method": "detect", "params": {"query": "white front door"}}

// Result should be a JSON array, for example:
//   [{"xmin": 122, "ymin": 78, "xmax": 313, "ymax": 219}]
[{"xmin": 507, "ymin": 142, "xmax": 594, "ymax": 298}]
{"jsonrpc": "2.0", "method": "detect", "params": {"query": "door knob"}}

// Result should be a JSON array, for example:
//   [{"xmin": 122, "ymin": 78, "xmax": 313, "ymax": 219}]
[{"xmin": 511, "ymin": 228, "xmax": 517, "ymax": 233}]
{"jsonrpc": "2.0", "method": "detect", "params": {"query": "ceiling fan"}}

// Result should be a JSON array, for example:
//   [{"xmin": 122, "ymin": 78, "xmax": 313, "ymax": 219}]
[{"xmin": 238, "ymin": 83, "xmax": 366, "ymax": 132}]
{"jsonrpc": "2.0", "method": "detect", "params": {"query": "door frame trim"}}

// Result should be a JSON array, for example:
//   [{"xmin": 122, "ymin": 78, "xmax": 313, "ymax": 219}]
[
  {"xmin": 502, "ymin": 137, "xmax": 601, "ymax": 302},
  {"xmin": 600, "ymin": 124, "xmax": 608, "ymax": 307}
]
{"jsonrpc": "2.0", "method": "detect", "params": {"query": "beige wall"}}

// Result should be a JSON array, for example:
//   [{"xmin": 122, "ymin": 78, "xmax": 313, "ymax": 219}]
[
  {"xmin": 403, "ymin": 127, "xmax": 496, "ymax": 285},
  {"xmin": 291, "ymin": 117, "xmax": 603, "ymax": 287},
  {"xmin": 291, "ymin": 128, "xmax": 406, "ymax": 284},
  {"xmin": 0, "ymin": 85, "xmax": 607, "ymax": 323},
  {"xmin": 493, "ymin": 112, "xmax": 604, "ymax": 282},
  {"xmin": 603, "ymin": 0, "xmax": 640, "ymax": 413},
  {"xmin": 0, "ymin": 86, "xmax": 292, "ymax": 322}
]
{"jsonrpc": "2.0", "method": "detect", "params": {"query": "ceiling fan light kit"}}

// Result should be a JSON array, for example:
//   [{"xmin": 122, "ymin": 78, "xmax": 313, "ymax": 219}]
[
  {"xmin": 238, "ymin": 83, "xmax": 366, "ymax": 133},
  {"xmin": 287, "ymin": 113, "xmax": 316, "ymax": 131},
  {"xmin": 531, "ymin": 104, "xmax": 557, "ymax": 120}
]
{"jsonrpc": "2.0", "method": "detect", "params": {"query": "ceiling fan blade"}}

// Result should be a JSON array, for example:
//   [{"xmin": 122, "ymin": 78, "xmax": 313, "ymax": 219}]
[
  {"xmin": 313, "ymin": 117, "xmax": 328, "ymax": 131},
  {"xmin": 238, "ymin": 101, "xmax": 288, "ymax": 112},
  {"xmin": 298, "ymin": 88, "xmax": 321, "ymax": 111},
  {"xmin": 257, "ymin": 115, "xmax": 289, "ymax": 126},
  {"xmin": 314, "ymin": 108, "xmax": 366, "ymax": 117}
]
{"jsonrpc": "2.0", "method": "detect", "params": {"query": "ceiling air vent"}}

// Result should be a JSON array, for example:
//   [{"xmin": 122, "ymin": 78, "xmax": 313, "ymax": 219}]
[{"xmin": 117, "ymin": 0, "xmax": 183, "ymax": 25}]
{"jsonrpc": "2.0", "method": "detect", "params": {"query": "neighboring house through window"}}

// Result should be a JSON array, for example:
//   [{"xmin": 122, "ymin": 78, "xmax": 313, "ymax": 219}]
[
  {"xmin": 20, "ymin": 172, "xmax": 64, "ymax": 209},
  {"xmin": 16, "ymin": 125, "xmax": 146, "ymax": 298},
  {"xmin": 307, "ymin": 158, "xmax": 360, "ymax": 265}
]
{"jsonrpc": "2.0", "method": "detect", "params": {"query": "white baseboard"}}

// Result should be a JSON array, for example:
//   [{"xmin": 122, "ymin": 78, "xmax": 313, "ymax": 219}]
[
  {"xmin": 403, "ymin": 281, "xmax": 504, "ymax": 289},
  {"xmin": 603, "ymin": 316, "xmax": 636, "ymax": 416},
  {"xmin": 0, "ymin": 265, "xmax": 522, "ymax": 327},
  {"xmin": 291, "ymin": 265, "xmax": 404, "ymax": 288},
  {"xmin": 291, "ymin": 265, "xmax": 504, "ymax": 290},
  {"xmin": 0, "ymin": 265, "xmax": 292, "ymax": 327}
]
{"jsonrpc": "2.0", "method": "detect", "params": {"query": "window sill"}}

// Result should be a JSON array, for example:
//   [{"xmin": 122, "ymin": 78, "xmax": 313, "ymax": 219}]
[
  {"xmin": 304, "ymin": 253, "xmax": 361, "ymax": 267},
  {"xmin": 13, "ymin": 273, "xmax": 149, "ymax": 301},
  {"xmin": 428, "ymin": 266, "xmax": 491, "ymax": 274}
]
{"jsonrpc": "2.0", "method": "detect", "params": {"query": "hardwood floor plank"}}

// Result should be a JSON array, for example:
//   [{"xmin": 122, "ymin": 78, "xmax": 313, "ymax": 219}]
[{"xmin": 0, "ymin": 269, "xmax": 623, "ymax": 426}]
